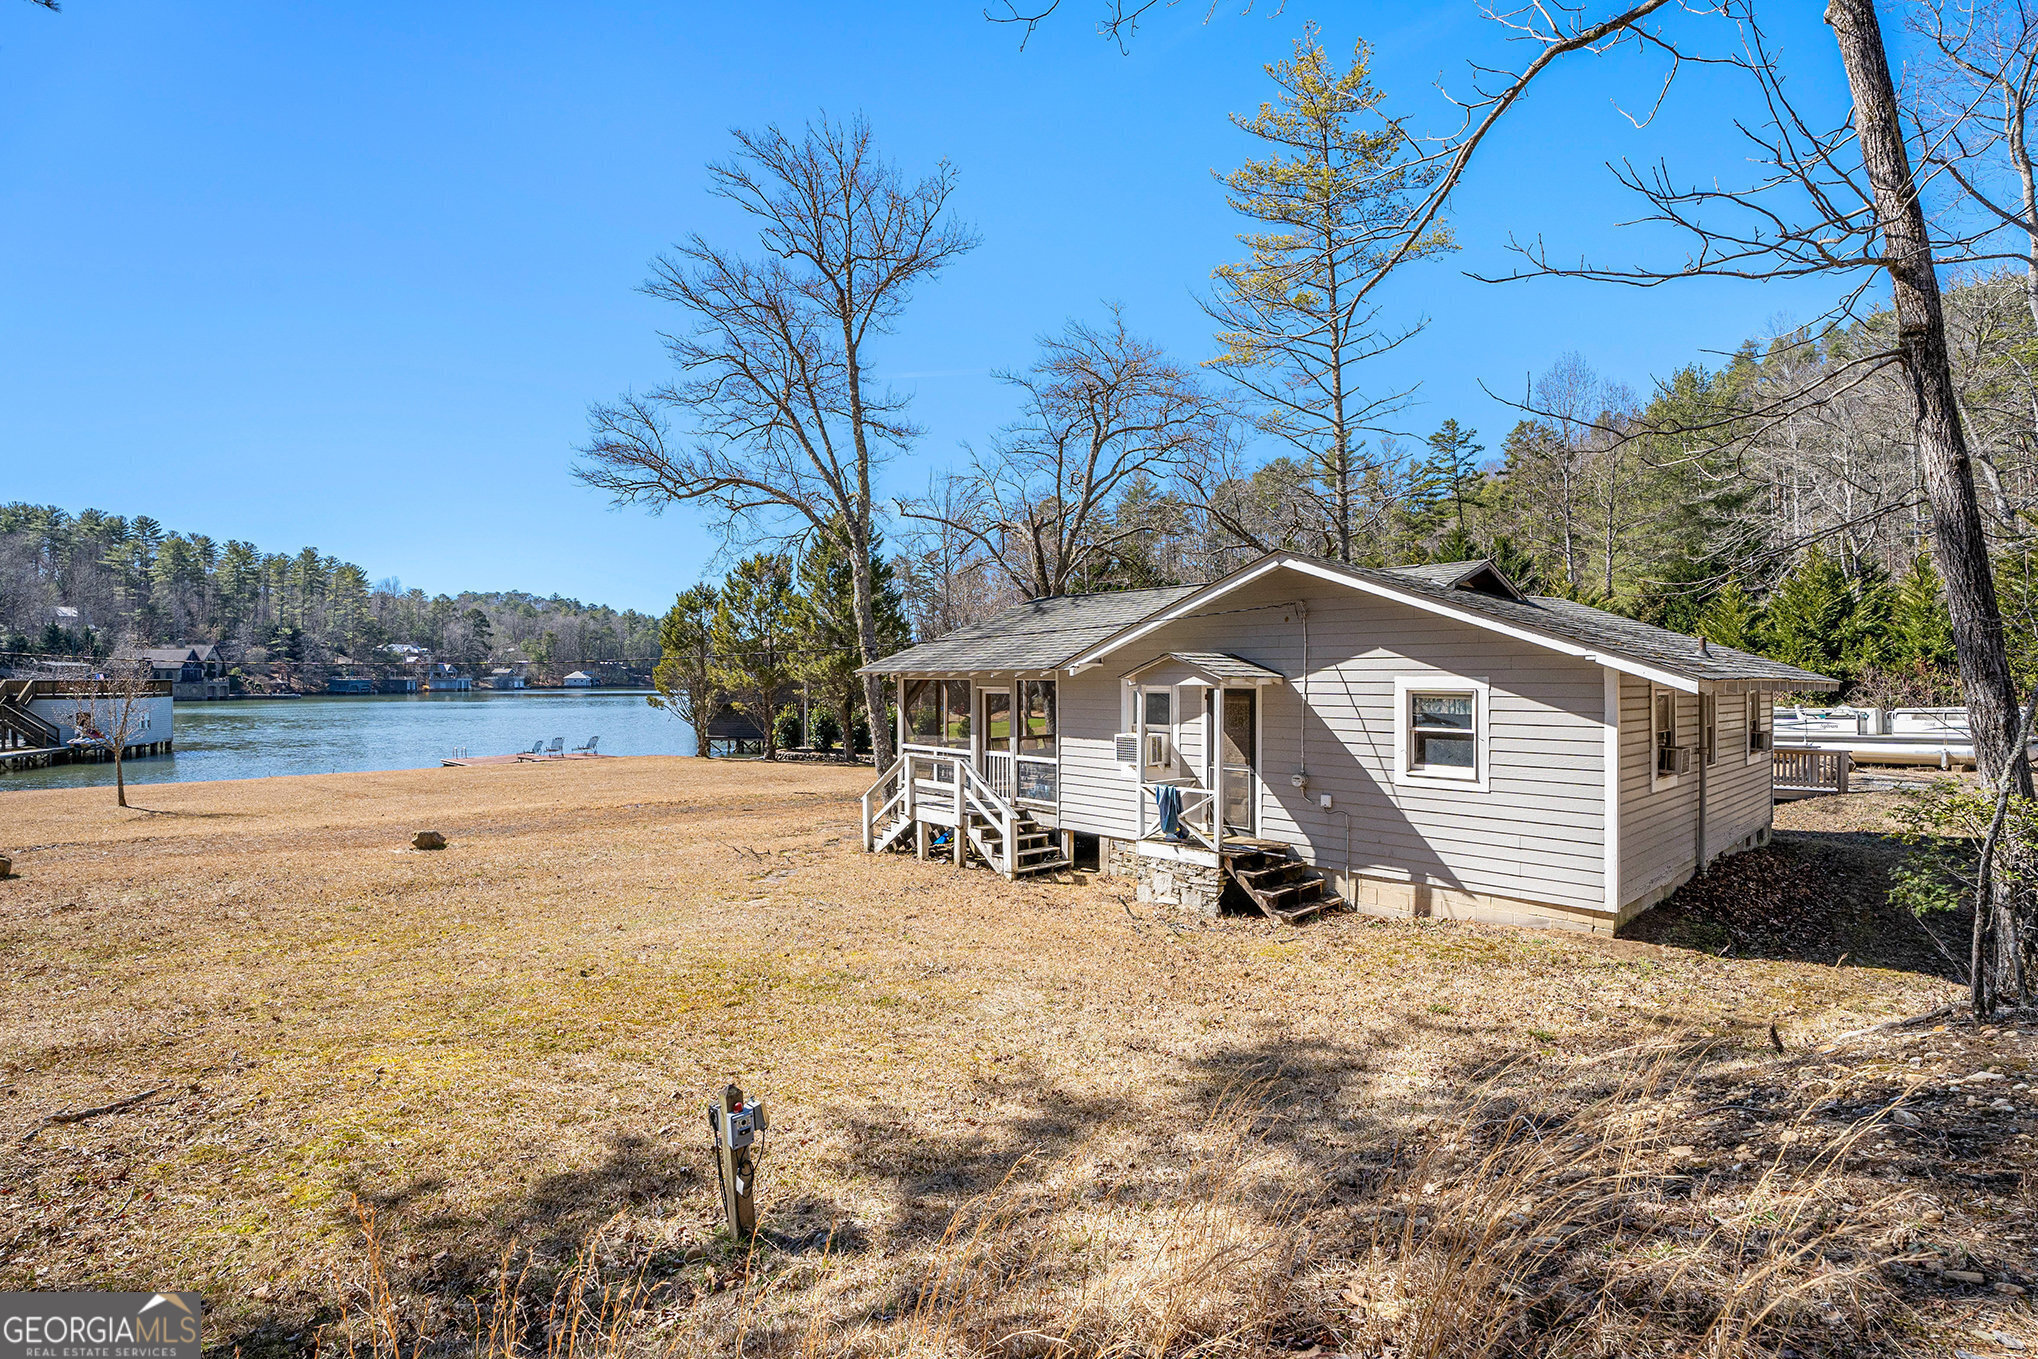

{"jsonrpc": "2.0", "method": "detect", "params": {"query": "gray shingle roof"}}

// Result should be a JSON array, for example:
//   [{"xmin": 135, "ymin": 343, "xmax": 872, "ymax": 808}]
[
  {"xmin": 867, "ymin": 553, "xmax": 1840, "ymax": 691},
  {"xmin": 1361, "ymin": 561, "xmax": 1837, "ymax": 689},
  {"xmin": 1382, "ymin": 559, "xmax": 1521, "ymax": 597},
  {"xmin": 859, "ymin": 584, "xmax": 1201, "ymax": 676},
  {"xmin": 1120, "ymin": 651, "xmax": 1286, "ymax": 683}
]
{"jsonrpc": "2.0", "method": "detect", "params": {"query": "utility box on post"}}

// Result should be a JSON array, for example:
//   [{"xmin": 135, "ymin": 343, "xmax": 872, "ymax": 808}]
[{"xmin": 707, "ymin": 1084, "xmax": 767, "ymax": 1239}]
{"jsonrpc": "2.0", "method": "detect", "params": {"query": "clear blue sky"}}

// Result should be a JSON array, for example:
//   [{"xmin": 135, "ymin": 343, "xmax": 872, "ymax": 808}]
[{"xmin": 1, "ymin": 2, "xmax": 1867, "ymax": 614}]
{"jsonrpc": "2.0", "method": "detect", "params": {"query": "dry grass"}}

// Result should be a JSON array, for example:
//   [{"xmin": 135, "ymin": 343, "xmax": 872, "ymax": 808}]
[{"xmin": 1, "ymin": 758, "xmax": 2030, "ymax": 1355}]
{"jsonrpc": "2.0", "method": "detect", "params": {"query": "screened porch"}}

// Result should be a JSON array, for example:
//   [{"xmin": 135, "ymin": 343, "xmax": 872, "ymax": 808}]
[{"xmin": 895, "ymin": 675, "xmax": 1061, "ymax": 811}]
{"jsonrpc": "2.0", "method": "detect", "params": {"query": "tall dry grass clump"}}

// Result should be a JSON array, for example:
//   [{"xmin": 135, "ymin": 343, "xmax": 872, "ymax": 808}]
[
  {"xmin": 314, "ymin": 1063, "xmax": 1918, "ymax": 1359},
  {"xmin": 1340, "ymin": 1057, "xmax": 1911, "ymax": 1358}
]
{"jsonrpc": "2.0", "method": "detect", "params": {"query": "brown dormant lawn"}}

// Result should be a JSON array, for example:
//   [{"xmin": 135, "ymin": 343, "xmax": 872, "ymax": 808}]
[{"xmin": 2, "ymin": 759, "xmax": 2025, "ymax": 1355}]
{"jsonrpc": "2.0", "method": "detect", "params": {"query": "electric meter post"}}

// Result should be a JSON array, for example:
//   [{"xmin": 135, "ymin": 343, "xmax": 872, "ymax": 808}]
[{"xmin": 708, "ymin": 1084, "xmax": 768, "ymax": 1239}]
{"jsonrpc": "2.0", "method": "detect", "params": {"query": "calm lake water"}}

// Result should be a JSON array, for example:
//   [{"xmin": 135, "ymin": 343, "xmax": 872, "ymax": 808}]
[{"xmin": 0, "ymin": 690, "xmax": 698, "ymax": 792}]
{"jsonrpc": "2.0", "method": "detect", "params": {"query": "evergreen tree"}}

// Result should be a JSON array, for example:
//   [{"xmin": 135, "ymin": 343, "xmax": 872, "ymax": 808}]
[
  {"xmin": 1421, "ymin": 419, "xmax": 1485, "ymax": 534},
  {"xmin": 1207, "ymin": 26, "xmax": 1452, "ymax": 564},
  {"xmin": 1765, "ymin": 548, "xmax": 1856, "ymax": 677},
  {"xmin": 794, "ymin": 523, "xmax": 909, "ymax": 753},
  {"xmin": 651, "ymin": 584, "xmax": 718, "ymax": 758},
  {"xmin": 1693, "ymin": 578, "xmax": 1763, "ymax": 651},
  {"xmin": 1481, "ymin": 534, "xmax": 1543, "ymax": 595},
  {"xmin": 1890, "ymin": 553, "xmax": 1956, "ymax": 672},
  {"xmin": 710, "ymin": 554, "xmax": 797, "ymax": 761},
  {"xmin": 1847, "ymin": 559, "xmax": 1896, "ymax": 674}
]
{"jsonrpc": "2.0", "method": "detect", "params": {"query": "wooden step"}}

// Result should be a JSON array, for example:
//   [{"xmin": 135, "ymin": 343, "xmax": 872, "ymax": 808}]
[{"xmin": 1225, "ymin": 849, "xmax": 1336, "ymax": 926}]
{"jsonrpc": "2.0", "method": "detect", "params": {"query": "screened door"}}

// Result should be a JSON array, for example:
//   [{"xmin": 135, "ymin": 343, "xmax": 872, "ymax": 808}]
[{"xmin": 1221, "ymin": 688, "xmax": 1257, "ymax": 837}]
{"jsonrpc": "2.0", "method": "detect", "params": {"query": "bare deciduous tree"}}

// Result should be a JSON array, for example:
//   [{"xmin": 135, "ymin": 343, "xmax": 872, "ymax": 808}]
[
  {"xmin": 66, "ymin": 646, "xmax": 158, "ymax": 808},
  {"xmin": 905, "ymin": 309, "xmax": 1226, "ymax": 599},
  {"xmin": 576, "ymin": 115, "xmax": 977, "ymax": 771},
  {"xmin": 1911, "ymin": 0, "xmax": 2038, "ymax": 331}
]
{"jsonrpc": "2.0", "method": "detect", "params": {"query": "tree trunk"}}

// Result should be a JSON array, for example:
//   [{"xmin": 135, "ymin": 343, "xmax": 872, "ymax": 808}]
[
  {"xmin": 846, "ymin": 532, "xmax": 894, "ymax": 770},
  {"xmin": 693, "ymin": 671, "xmax": 712, "ymax": 759},
  {"xmin": 115, "ymin": 747, "xmax": 126, "ymax": 808},
  {"xmin": 1828, "ymin": 0, "xmax": 2032, "ymax": 1011}
]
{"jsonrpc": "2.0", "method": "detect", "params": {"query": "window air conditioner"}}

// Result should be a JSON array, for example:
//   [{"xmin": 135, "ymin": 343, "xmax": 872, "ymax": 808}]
[
  {"xmin": 1145, "ymin": 731, "xmax": 1172, "ymax": 768},
  {"xmin": 1749, "ymin": 729, "xmax": 1772, "ymax": 753},
  {"xmin": 1657, "ymin": 745, "xmax": 1695, "ymax": 776}
]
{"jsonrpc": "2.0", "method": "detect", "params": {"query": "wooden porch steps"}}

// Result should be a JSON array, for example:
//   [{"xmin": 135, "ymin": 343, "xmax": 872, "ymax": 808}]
[
  {"xmin": 968, "ymin": 815, "xmax": 1069, "ymax": 876},
  {"xmin": 1226, "ymin": 848, "xmax": 1336, "ymax": 925}
]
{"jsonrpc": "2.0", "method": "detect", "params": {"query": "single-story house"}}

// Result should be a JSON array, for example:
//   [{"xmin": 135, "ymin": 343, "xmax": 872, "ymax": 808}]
[{"xmin": 858, "ymin": 552, "xmax": 1836, "ymax": 933}]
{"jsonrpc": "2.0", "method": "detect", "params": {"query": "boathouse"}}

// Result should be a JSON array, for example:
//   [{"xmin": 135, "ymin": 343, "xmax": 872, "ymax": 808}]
[
  {"xmin": 857, "ymin": 552, "xmax": 1837, "ymax": 932},
  {"xmin": 0, "ymin": 677, "xmax": 175, "ymax": 770}
]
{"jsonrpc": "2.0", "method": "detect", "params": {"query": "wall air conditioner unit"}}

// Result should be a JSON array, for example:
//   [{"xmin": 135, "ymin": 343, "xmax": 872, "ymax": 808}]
[
  {"xmin": 1657, "ymin": 744, "xmax": 1695, "ymax": 776},
  {"xmin": 1115, "ymin": 733, "xmax": 1141, "ymax": 766}
]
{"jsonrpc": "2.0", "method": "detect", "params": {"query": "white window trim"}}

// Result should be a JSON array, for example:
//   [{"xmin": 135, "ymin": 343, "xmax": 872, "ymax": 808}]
[
  {"xmin": 1701, "ymin": 691, "xmax": 1718, "ymax": 767},
  {"xmin": 1652, "ymin": 684, "xmax": 1683, "ymax": 789},
  {"xmin": 1140, "ymin": 683, "xmax": 1180, "ymax": 778},
  {"xmin": 1392, "ymin": 675, "xmax": 1490, "ymax": 792},
  {"xmin": 1744, "ymin": 689, "xmax": 1771, "ymax": 765}
]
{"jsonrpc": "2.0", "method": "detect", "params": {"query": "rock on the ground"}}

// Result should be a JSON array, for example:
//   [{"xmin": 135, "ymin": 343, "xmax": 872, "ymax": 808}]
[{"xmin": 412, "ymin": 831, "xmax": 447, "ymax": 851}]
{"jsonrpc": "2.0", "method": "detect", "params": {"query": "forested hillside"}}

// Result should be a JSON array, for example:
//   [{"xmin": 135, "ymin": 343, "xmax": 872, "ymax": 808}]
[{"xmin": 0, "ymin": 504, "xmax": 659, "ymax": 672}]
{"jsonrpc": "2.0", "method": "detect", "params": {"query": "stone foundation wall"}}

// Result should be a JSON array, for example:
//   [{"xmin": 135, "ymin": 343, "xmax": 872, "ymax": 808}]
[
  {"xmin": 1103, "ymin": 837, "xmax": 1139, "ymax": 879},
  {"xmin": 1138, "ymin": 857, "xmax": 1224, "ymax": 918},
  {"xmin": 1103, "ymin": 837, "xmax": 1224, "ymax": 918}
]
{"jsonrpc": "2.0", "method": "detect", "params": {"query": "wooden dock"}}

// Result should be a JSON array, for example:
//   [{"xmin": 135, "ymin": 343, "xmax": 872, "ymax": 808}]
[{"xmin": 440, "ymin": 752, "xmax": 612, "ymax": 768}]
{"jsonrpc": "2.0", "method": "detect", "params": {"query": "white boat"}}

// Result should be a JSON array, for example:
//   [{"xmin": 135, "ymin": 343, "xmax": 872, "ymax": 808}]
[{"xmin": 1772, "ymin": 705, "xmax": 2034, "ymax": 768}]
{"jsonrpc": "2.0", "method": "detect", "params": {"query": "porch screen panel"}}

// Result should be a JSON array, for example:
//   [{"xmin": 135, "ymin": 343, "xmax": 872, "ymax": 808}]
[
  {"xmin": 905, "ymin": 680, "xmax": 941, "ymax": 742},
  {"xmin": 1017, "ymin": 679, "xmax": 1058, "ymax": 803},
  {"xmin": 1018, "ymin": 680, "xmax": 1056, "ymax": 754},
  {"xmin": 939, "ymin": 680, "xmax": 971, "ymax": 748}
]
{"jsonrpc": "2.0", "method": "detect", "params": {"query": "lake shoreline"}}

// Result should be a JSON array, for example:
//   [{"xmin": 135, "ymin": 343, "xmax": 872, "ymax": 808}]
[{"xmin": 0, "ymin": 689, "xmax": 702, "ymax": 793}]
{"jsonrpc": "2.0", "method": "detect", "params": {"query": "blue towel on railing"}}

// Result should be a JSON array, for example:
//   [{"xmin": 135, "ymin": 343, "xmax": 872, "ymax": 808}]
[{"xmin": 1153, "ymin": 783, "xmax": 1184, "ymax": 838}]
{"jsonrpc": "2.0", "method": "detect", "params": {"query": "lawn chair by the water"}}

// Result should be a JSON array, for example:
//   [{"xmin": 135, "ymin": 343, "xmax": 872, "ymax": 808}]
[
  {"xmin": 515, "ymin": 740, "xmax": 545, "ymax": 760},
  {"xmin": 545, "ymin": 737, "xmax": 565, "ymax": 758},
  {"xmin": 572, "ymin": 735, "xmax": 599, "ymax": 755}
]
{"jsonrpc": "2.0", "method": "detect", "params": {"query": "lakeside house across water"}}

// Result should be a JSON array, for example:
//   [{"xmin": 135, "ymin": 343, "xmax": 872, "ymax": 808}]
[{"xmin": 119, "ymin": 644, "xmax": 230, "ymax": 700}]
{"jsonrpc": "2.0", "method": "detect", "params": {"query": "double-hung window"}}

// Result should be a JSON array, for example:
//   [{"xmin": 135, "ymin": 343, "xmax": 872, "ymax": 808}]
[
  {"xmin": 1140, "ymin": 686, "xmax": 1175, "ymax": 776},
  {"xmin": 1393, "ymin": 676, "xmax": 1489, "ymax": 789},
  {"xmin": 1653, "ymin": 688, "xmax": 1684, "ymax": 783}
]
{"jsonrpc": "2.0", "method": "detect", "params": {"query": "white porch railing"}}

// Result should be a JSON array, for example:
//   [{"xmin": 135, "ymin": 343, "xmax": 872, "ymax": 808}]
[
  {"xmin": 1138, "ymin": 780, "xmax": 1218, "ymax": 851},
  {"xmin": 864, "ymin": 747, "xmax": 1042, "ymax": 880},
  {"xmin": 982, "ymin": 749, "xmax": 1015, "ymax": 801}
]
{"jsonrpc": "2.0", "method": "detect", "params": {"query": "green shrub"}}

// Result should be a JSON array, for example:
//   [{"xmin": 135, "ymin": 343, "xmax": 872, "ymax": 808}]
[{"xmin": 1887, "ymin": 778, "xmax": 2038, "ymax": 923}]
